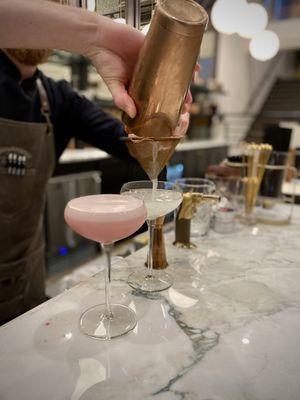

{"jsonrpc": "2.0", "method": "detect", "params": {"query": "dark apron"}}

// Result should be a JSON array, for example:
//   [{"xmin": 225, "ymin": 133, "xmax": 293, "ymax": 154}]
[{"xmin": 0, "ymin": 78, "xmax": 54, "ymax": 322}]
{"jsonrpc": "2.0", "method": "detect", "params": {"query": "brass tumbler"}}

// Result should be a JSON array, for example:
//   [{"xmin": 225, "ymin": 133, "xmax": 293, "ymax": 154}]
[{"xmin": 123, "ymin": 0, "xmax": 208, "ymax": 179}]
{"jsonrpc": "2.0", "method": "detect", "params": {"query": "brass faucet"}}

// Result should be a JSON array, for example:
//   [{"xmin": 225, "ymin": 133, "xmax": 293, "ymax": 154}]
[{"xmin": 174, "ymin": 193, "xmax": 220, "ymax": 249}]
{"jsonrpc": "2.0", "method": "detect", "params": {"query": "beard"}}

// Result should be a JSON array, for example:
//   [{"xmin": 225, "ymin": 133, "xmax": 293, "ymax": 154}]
[{"xmin": 5, "ymin": 49, "xmax": 52, "ymax": 66}]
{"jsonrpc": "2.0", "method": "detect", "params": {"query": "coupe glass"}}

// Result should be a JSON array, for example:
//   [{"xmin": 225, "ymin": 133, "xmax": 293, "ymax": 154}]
[
  {"xmin": 121, "ymin": 181, "xmax": 183, "ymax": 292},
  {"xmin": 64, "ymin": 194, "xmax": 147, "ymax": 340}
]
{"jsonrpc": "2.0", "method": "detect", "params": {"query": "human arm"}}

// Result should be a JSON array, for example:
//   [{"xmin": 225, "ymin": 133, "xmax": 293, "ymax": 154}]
[
  {"xmin": 53, "ymin": 80, "xmax": 135, "ymax": 161},
  {"xmin": 0, "ymin": 0, "xmax": 144, "ymax": 117},
  {"xmin": 53, "ymin": 80, "xmax": 191, "ymax": 161}
]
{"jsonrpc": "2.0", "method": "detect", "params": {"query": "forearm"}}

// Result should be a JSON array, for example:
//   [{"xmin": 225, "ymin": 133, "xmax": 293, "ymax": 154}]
[
  {"xmin": 0, "ymin": 0, "xmax": 101, "ymax": 54},
  {"xmin": 0, "ymin": 0, "xmax": 142, "ymax": 57},
  {"xmin": 0, "ymin": 0, "xmax": 144, "ymax": 115}
]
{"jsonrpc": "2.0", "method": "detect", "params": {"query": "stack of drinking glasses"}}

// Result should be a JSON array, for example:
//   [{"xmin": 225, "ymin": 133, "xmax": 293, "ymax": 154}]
[{"xmin": 205, "ymin": 174, "xmax": 242, "ymax": 233}]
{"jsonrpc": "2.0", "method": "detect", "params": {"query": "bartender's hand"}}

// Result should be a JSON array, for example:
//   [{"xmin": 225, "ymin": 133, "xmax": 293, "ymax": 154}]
[
  {"xmin": 89, "ymin": 27, "xmax": 201, "ymax": 122},
  {"xmin": 89, "ymin": 48, "xmax": 140, "ymax": 119},
  {"xmin": 0, "ymin": 0, "xmax": 195, "ymax": 121},
  {"xmin": 86, "ymin": 19, "xmax": 144, "ymax": 119},
  {"xmin": 88, "ymin": 21, "xmax": 200, "ymax": 122},
  {"xmin": 174, "ymin": 112, "xmax": 190, "ymax": 137}
]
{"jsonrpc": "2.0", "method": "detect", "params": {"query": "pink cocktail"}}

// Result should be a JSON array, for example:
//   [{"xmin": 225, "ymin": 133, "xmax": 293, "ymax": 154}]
[
  {"xmin": 64, "ymin": 194, "xmax": 146, "ymax": 340},
  {"xmin": 65, "ymin": 195, "xmax": 146, "ymax": 244}
]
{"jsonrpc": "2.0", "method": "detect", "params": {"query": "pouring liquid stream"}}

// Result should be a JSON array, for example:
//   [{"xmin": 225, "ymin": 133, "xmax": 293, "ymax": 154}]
[
  {"xmin": 151, "ymin": 178, "xmax": 158, "ymax": 202},
  {"xmin": 151, "ymin": 140, "xmax": 159, "ymax": 202}
]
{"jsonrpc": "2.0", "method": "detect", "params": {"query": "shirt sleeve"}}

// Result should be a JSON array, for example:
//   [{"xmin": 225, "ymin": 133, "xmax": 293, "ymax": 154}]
[
  {"xmin": 49, "ymin": 78, "xmax": 166, "ymax": 181},
  {"xmin": 53, "ymin": 79, "xmax": 134, "ymax": 162}
]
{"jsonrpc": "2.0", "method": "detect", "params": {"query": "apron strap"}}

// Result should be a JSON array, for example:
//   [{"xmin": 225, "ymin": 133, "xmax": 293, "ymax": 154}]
[{"xmin": 36, "ymin": 78, "xmax": 52, "ymax": 134}]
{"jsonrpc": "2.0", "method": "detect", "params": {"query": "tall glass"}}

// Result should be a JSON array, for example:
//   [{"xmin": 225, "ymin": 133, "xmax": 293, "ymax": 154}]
[
  {"xmin": 257, "ymin": 151, "xmax": 297, "ymax": 225},
  {"xmin": 120, "ymin": 181, "xmax": 183, "ymax": 292},
  {"xmin": 205, "ymin": 174, "xmax": 242, "ymax": 210},
  {"xmin": 176, "ymin": 178, "xmax": 216, "ymax": 237},
  {"xmin": 64, "ymin": 194, "xmax": 147, "ymax": 340}
]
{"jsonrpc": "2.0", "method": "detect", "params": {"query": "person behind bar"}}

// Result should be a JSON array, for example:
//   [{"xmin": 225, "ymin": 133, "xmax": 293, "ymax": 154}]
[
  {"xmin": 0, "ymin": 0, "xmax": 144, "ymax": 118},
  {"xmin": 0, "ymin": 47, "xmax": 190, "ymax": 323}
]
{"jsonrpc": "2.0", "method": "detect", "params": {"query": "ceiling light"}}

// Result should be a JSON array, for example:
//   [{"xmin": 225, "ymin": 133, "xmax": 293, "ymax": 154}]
[
  {"xmin": 211, "ymin": 0, "xmax": 247, "ymax": 35},
  {"xmin": 237, "ymin": 3, "xmax": 268, "ymax": 39},
  {"xmin": 249, "ymin": 30, "xmax": 280, "ymax": 61}
]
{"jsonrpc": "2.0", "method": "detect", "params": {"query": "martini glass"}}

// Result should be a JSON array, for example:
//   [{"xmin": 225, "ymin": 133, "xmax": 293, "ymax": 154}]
[
  {"xmin": 120, "ymin": 181, "xmax": 183, "ymax": 292},
  {"xmin": 64, "ymin": 194, "xmax": 147, "ymax": 340}
]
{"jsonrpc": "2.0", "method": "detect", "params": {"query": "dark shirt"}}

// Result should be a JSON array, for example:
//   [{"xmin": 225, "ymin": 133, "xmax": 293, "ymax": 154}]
[{"xmin": 0, "ymin": 51, "xmax": 130, "ymax": 162}]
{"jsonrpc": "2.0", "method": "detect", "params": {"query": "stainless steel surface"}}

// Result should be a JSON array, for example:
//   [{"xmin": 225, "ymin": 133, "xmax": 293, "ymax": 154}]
[
  {"xmin": 125, "ymin": 0, "xmax": 141, "ymax": 28},
  {"xmin": 66, "ymin": 0, "xmax": 85, "ymax": 7},
  {"xmin": 62, "ymin": 0, "xmax": 95, "ymax": 10},
  {"xmin": 95, "ymin": 0, "xmax": 119, "ymax": 15}
]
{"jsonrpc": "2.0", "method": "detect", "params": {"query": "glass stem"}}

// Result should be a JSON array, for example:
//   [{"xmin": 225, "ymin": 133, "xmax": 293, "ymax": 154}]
[
  {"xmin": 102, "ymin": 243, "xmax": 114, "ymax": 318},
  {"xmin": 147, "ymin": 220, "xmax": 155, "ymax": 278}
]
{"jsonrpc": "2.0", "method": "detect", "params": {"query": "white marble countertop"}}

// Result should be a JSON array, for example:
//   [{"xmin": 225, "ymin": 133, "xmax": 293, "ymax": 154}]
[
  {"xmin": 59, "ymin": 148, "xmax": 110, "ymax": 164},
  {"xmin": 59, "ymin": 139, "xmax": 228, "ymax": 164},
  {"xmin": 1, "ymin": 206, "xmax": 300, "ymax": 400}
]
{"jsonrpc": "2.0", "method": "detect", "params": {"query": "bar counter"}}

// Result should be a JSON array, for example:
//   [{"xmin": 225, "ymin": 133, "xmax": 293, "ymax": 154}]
[
  {"xmin": 58, "ymin": 139, "xmax": 228, "ymax": 164},
  {"xmin": 1, "ymin": 206, "xmax": 300, "ymax": 400}
]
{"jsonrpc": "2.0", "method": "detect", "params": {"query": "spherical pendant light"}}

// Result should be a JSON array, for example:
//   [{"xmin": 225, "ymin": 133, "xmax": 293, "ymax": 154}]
[
  {"xmin": 249, "ymin": 30, "xmax": 280, "ymax": 61},
  {"xmin": 211, "ymin": 0, "xmax": 248, "ymax": 35},
  {"xmin": 237, "ymin": 3, "xmax": 268, "ymax": 39}
]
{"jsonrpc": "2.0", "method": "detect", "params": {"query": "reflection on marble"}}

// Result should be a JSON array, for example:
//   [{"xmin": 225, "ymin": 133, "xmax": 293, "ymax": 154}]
[{"xmin": 0, "ymin": 206, "xmax": 300, "ymax": 399}]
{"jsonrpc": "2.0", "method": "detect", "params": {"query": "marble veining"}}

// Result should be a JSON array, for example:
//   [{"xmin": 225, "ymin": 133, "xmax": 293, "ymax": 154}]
[
  {"xmin": 152, "ymin": 301, "xmax": 220, "ymax": 398},
  {"xmin": 0, "ymin": 205, "xmax": 300, "ymax": 400}
]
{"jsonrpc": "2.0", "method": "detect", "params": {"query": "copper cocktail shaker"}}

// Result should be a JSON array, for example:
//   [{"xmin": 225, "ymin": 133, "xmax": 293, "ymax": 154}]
[{"xmin": 124, "ymin": 0, "xmax": 208, "ymax": 179}]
